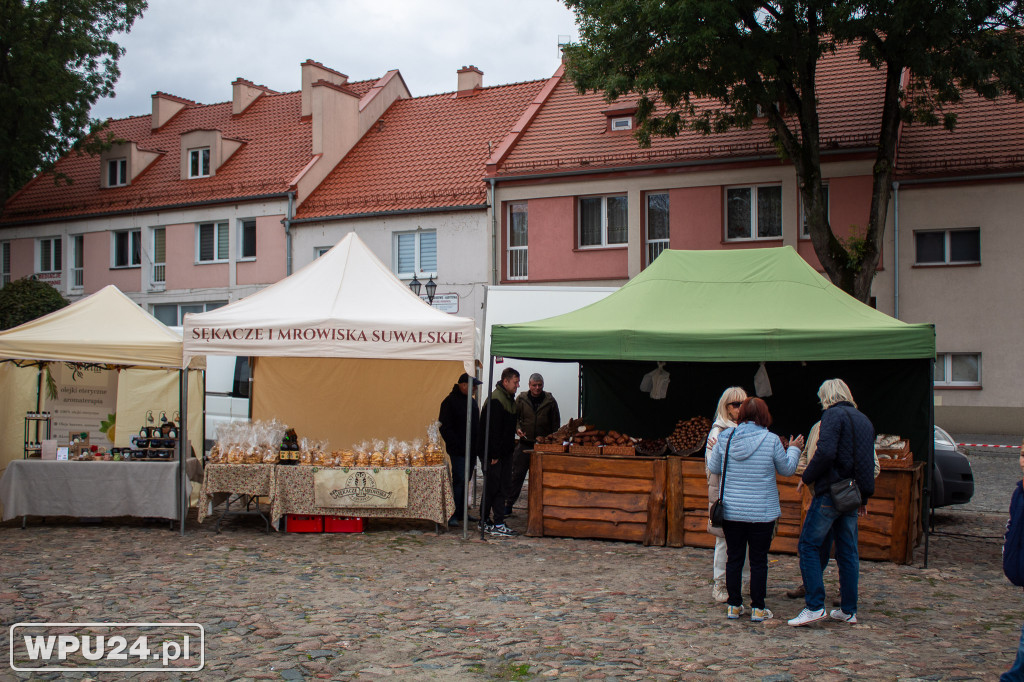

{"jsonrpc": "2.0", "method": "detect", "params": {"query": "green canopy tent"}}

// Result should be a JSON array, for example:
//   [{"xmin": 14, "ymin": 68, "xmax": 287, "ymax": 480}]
[{"xmin": 490, "ymin": 247, "xmax": 937, "ymax": 553}]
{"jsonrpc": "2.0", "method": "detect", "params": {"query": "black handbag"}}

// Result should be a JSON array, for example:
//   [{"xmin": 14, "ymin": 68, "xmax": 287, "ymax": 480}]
[
  {"xmin": 709, "ymin": 432, "xmax": 733, "ymax": 528},
  {"xmin": 829, "ymin": 411, "xmax": 863, "ymax": 513}
]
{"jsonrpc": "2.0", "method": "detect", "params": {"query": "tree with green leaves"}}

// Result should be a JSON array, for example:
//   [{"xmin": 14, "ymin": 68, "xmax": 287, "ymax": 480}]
[
  {"xmin": 0, "ymin": 276, "xmax": 69, "ymax": 329},
  {"xmin": 562, "ymin": 0, "xmax": 1024, "ymax": 302},
  {"xmin": 0, "ymin": 0, "xmax": 147, "ymax": 212}
]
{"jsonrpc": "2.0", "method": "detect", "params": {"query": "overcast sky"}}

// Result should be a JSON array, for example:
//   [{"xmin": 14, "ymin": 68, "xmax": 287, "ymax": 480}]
[{"xmin": 90, "ymin": 0, "xmax": 579, "ymax": 121}]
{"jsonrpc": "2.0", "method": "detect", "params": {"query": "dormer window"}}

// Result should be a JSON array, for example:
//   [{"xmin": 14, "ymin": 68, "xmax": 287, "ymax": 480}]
[
  {"xmin": 188, "ymin": 147, "xmax": 211, "ymax": 178},
  {"xmin": 610, "ymin": 116, "xmax": 633, "ymax": 131},
  {"xmin": 107, "ymin": 158, "xmax": 127, "ymax": 187}
]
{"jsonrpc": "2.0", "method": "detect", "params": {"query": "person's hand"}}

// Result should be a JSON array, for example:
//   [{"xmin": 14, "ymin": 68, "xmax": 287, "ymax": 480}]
[
  {"xmin": 796, "ymin": 480, "xmax": 804, "ymax": 493},
  {"xmin": 789, "ymin": 434, "xmax": 805, "ymax": 450},
  {"xmin": 707, "ymin": 435, "xmax": 718, "ymax": 448},
  {"xmin": 516, "ymin": 428, "xmax": 526, "ymax": 438},
  {"xmin": 490, "ymin": 458, "xmax": 498, "ymax": 466},
  {"xmin": 858, "ymin": 505, "xmax": 868, "ymax": 517}
]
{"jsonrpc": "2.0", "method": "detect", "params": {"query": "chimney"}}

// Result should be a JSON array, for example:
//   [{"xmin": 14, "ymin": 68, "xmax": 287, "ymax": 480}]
[
  {"xmin": 310, "ymin": 80, "xmax": 360, "ymax": 157},
  {"xmin": 456, "ymin": 65, "xmax": 483, "ymax": 97},
  {"xmin": 301, "ymin": 59, "xmax": 348, "ymax": 117},
  {"xmin": 151, "ymin": 92, "xmax": 191, "ymax": 130},
  {"xmin": 232, "ymin": 78, "xmax": 277, "ymax": 115}
]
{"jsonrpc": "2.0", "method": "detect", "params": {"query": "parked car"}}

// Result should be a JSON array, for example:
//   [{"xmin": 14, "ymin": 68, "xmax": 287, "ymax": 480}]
[{"xmin": 932, "ymin": 425, "xmax": 975, "ymax": 507}]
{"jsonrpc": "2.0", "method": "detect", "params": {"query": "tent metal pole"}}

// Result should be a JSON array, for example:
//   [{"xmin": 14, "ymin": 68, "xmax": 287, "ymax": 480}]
[
  {"xmin": 924, "ymin": 358, "xmax": 935, "ymax": 567},
  {"xmin": 179, "ymin": 369, "xmax": 188, "ymax": 536},
  {"xmin": 479, "ymin": 358, "xmax": 496, "ymax": 539},
  {"xmin": 461, "ymin": 366, "xmax": 476, "ymax": 540}
]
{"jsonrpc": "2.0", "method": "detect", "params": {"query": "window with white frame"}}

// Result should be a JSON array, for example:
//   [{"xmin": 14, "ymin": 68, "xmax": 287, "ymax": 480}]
[
  {"xmin": 508, "ymin": 203, "xmax": 528, "ymax": 279},
  {"xmin": 197, "ymin": 221, "xmax": 229, "ymax": 262},
  {"xmin": 725, "ymin": 184, "xmax": 782, "ymax": 240},
  {"xmin": 70, "ymin": 235, "xmax": 84, "ymax": 288},
  {"xmin": 610, "ymin": 116, "xmax": 633, "ymax": 131},
  {"xmin": 188, "ymin": 147, "xmax": 211, "ymax": 178},
  {"xmin": 1, "ymin": 241, "xmax": 10, "ymax": 285},
  {"xmin": 152, "ymin": 227, "xmax": 166, "ymax": 284},
  {"xmin": 107, "ymin": 158, "xmax": 127, "ymax": 187},
  {"xmin": 394, "ymin": 230, "xmax": 437, "ymax": 278},
  {"xmin": 239, "ymin": 219, "xmax": 257, "ymax": 259},
  {"xmin": 579, "ymin": 195, "xmax": 627, "ymax": 247},
  {"xmin": 934, "ymin": 352, "xmax": 981, "ymax": 387},
  {"xmin": 915, "ymin": 228, "xmax": 980, "ymax": 265},
  {"xmin": 112, "ymin": 229, "xmax": 141, "ymax": 267},
  {"xmin": 800, "ymin": 184, "xmax": 829, "ymax": 238},
  {"xmin": 645, "ymin": 193, "xmax": 669, "ymax": 265},
  {"xmin": 38, "ymin": 237, "xmax": 61, "ymax": 273},
  {"xmin": 152, "ymin": 301, "xmax": 226, "ymax": 326}
]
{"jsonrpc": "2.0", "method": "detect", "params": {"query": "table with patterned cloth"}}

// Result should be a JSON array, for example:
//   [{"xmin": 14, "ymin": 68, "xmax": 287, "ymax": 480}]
[
  {"xmin": 270, "ymin": 465, "xmax": 455, "ymax": 529},
  {"xmin": 197, "ymin": 463, "xmax": 276, "ymax": 524}
]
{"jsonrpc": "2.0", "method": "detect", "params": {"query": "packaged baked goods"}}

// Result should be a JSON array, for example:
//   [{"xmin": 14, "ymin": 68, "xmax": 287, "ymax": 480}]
[
  {"xmin": 340, "ymin": 447, "xmax": 356, "ymax": 468},
  {"xmin": 396, "ymin": 441, "xmax": 411, "ymax": 467},
  {"xmin": 425, "ymin": 421, "xmax": 444, "ymax": 466},
  {"xmin": 208, "ymin": 444, "xmax": 224, "ymax": 464},
  {"xmin": 355, "ymin": 441, "xmax": 371, "ymax": 468},
  {"xmin": 410, "ymin": 438, "xmax": 426, "ymax": 467},
  {"xmin": 383, "ymin": 438, "xmax": 397, "ymax": 467}
]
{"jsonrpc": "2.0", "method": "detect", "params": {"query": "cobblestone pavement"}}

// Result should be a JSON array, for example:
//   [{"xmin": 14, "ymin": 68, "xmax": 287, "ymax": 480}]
[{"xmin": 1, "ymin": 449, "xmax": 1022, "ymax": 681}]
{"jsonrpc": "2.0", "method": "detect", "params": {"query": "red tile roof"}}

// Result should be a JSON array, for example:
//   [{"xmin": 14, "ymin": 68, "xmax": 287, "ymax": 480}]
[
  {"xmin": 1, "ymin": 79, "xmax": 377, "ymax": 225},
  {"xmin": 492, "ymin": 43, "xmax": 887, "ymax": 177},
  {"xmin": 294, "ymin": 80, "xmax": 546, "ymax": 219},
  {"xmin": 897, "ymin": 91, "xmax": 1024, "ymax": 178}
]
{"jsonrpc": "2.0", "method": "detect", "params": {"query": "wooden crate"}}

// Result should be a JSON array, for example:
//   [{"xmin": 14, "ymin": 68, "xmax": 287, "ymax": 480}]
[
  {"xmin": 568, "ymin": 444, "xmax": 602, "ymax": 455},
  {"xmin": 534, "ymin": 443, "xmax": 568, "ymax": 453},
  {"xmin": 602, "ymin": 445, "xmax": 635, "ymax": 456}
]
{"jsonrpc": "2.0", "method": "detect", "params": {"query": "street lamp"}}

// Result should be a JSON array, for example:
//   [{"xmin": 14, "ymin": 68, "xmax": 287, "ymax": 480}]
[
  {"xmin": 425, "ymin": 276, "xmax": 437, "ymax": 306},
  {"xmin": 408, "ymin": 274, "xmax": 421, "ymax": 297}
]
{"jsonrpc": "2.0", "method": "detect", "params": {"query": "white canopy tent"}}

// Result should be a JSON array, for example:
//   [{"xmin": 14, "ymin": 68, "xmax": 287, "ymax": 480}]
[
  {"xmin": 182, "ymin": 233, "xmax": 476, "ymax": 480},
  {"xmin": 0, "ymin": 285, "xmax": 204, "ymax": 531}
]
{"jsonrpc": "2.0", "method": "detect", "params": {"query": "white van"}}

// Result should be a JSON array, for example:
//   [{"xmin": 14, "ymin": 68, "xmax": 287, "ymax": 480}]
[{"xmin": 203, "ymin": 355, "xmax": 251, "ymax": 450}]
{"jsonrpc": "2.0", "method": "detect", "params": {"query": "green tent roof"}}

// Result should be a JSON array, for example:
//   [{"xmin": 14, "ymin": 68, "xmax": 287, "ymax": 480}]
[{"xmin": 490, "ymin": 247, "xmax": 935, "ymax": 362}]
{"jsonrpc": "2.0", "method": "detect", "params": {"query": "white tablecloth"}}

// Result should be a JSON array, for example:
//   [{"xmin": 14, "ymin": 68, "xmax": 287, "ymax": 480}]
[{"xmin": 0, "ymin": 459, "xmax": 202, "ymax": 521}]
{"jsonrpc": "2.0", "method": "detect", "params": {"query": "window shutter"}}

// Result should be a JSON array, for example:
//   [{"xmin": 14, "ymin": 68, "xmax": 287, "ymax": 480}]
[
  {"xmin": 199, "ymin": 225, "xmax": 214, "ymax": 261},
  {"xmin": 154, "ymin": 228, "xmax": 166, "ymax": 264},
  {"xmin": 396, "ymin": 233, "xmax": 415, "ymax": 273},
  {"xmin": 217, "ymin": 223, "xmax": 229, "ymax": 260},
  {"xmin": 419, "ymin": 232, "xmax": 437, "ymax": 273}
]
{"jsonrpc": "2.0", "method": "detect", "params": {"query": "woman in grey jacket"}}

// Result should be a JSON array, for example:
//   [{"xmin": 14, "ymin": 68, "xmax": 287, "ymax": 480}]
[{"xmin": 707, "ymin": 397, "xmax": 803, "ymax": 622}]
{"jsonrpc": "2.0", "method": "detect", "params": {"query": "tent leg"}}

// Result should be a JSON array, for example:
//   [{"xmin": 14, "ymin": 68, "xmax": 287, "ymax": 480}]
[
  {"xmin": 923, "ymin": 359, "xmax": 935, "ymax": 568},
  {"xmin": 479, "ymin": 358, "xmax": 496, "ymax": 540},
  {"xmin": 178, "ymin": 369, "xmax": 189, "ymax": 536},
  {"xmin": 461, "ymin": 365, "xmax": 479, "ymax": 540}
]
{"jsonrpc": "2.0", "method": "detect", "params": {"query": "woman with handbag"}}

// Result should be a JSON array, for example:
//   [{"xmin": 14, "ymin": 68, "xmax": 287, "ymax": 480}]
[
  {"xmin": 705, "ymin": 386, "xmax": 747, "ymax": 602},
  {"xmin": 707, "ymin": 397, "xmax": 803, "ymax": 622},
  {"xmin": 788, "ymin": 378, "xmax": 875, "ymax": 627}
]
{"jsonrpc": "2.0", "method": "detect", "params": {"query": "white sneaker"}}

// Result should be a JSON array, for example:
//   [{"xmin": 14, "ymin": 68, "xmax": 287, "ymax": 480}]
[
  {"xmin": 829, "ymin": 608, "xmax": 857, "ymax": 623},
  {"xmin": 750, "ymin": 607, "xmax": 773, "ymax": 622},
  {"xmin": 712, "ymin": 581, "xmax": 729, "ymax": 603},
  {"xmin": 787, "ymin": 607, "xmax": 827, "ymax": 627}
]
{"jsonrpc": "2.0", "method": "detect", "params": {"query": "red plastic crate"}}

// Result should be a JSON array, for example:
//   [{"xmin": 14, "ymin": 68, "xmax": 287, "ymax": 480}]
[
  {"xmin": 285, "ymin": 514, "xmax": 323, "ymax": 533},
  {"xmin": 324, "ymin": 516, "xmax": 364, "ymax": 533}
]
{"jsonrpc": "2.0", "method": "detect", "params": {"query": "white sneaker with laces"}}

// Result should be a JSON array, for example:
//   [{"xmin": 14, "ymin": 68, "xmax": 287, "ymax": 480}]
[
  {"xmin": 750, "ymin": 607, "xmax": 773, "ymax": 622},
  {"xmin": 787, "ymin": 607, "xmax": 827, "ymax": 627},
  {"xmin": 711, "ymin": 581, "xmax": 728, "ymax": 603},
  {"xmin": 829, "ymin": 608, "xmax": 857, "ymax": 623}
]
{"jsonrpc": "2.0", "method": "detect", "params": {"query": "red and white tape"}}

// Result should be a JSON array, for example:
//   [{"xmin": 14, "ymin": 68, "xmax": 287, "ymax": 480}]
[{"xmin": 958, "ymin": 442, "xmax": 1021, "ymax": 449}]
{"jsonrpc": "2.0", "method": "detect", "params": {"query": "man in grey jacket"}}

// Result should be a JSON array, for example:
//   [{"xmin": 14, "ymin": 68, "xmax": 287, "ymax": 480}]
[{"xmin": 506, "ymin": 373, "xmax": 560, "ymax": 515}]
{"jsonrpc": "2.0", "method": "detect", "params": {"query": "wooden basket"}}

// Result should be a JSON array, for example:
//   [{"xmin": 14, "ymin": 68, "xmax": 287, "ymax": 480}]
[
  {"xmin": 878, "ymin": 449, "xmax": 915, "ymax": 469},
  {"xmin": 568, "ymin": 444, "xmax": 602, "ymax": 455},
  {"xmin": 534, "ymin": 443, "xmax": 568, "ymax": 453},
  {"xmin": 602, "ymin": 445, "xmax": 636, "ymax": 456}
]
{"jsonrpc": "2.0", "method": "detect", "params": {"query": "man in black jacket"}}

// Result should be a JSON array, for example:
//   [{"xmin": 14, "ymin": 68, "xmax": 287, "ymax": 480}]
[
  {"xmin": 507, "ymin": 373, "xmax": 560, "ymax": 515},
  {"xmin": 478, "ymin": 367, "xmax": 520, "ymax": 536},
  {"xmin": 789, "ymin": 378, "xmax": 875, "ymax": 627},
  {"xmin": 438, "ymin": 372, "xmax": 481, "ymax": 527}
]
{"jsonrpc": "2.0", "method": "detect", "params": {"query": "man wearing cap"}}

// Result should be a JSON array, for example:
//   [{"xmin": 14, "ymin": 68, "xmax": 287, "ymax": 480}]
[
  {"xmin": 438, "ymin": 372, "xmax": 482, "ymax": 527},
  {"xmin": 507, "ymin": 373, "xmax": 560, "ymax": 516}
]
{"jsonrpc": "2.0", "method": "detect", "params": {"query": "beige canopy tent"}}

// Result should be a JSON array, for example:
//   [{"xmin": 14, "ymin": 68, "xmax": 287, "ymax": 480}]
[
  {"xmin": 182, "ymin": 232, "xmax": 475, "ymax": 454},
  {"xmin": 0, "ymin": 285, "xmax": 204, "ymax": 530}
]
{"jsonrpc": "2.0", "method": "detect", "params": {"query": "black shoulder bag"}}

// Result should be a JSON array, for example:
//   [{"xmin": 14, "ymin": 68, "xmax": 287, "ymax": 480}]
[
  {"xmin": 710, "ymin": 432, "xmax": 733, "ymax": 527},
  {"xmin": 829, "ymin": 411, "xmax": 863, "ymax": 513}
]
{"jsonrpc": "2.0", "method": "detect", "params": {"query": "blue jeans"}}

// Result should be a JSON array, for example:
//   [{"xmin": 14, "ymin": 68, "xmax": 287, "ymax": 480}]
[
  {"xmin": 1003, "ymin": 622, "xmax": 1024, "ymax": 681},
  {"xmin": 798, "ymin": 494, "xmax": 859, "ymax": 614}
]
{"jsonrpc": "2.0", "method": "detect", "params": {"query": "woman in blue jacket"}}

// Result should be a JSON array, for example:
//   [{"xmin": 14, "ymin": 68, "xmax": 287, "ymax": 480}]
[{"xmin": 708, "ymin": 397, "xmax": 803, "ymax": 622}]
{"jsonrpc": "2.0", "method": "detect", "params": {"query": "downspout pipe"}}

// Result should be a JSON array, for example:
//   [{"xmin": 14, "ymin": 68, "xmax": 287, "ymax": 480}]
[
  {"xmin": 489, "ymin": 178, "xmax": 498, "ymax": 285},
  {"xmin": 892, "ymin": 181, "xmax": 899, "ymax": 320},
  {"xmin": 283, "ymin": 191, "xmax": 295, "ymax": 276}
]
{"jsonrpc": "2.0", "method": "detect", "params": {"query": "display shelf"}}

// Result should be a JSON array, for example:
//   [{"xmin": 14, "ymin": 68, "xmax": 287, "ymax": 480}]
[{"xmin": 23, "ymin": 413, "xmax": 51, "ymax": 459}]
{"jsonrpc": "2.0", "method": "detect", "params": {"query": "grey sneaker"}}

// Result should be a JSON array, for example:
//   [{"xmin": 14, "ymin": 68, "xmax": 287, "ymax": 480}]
[
  {"xmin": 487, "ymin": 523, "xmax": 518, "ymax": 537},
  {"xmin": 712, "ymin": 581, "xmax": 729, "ymax": 603},
  {"xmin": 787, "ymin": 607, "xmax": 827, "ymax": 626},
  {"xmin": 829, "ymin": 608, "xmax": 857, "ymax": 623}
]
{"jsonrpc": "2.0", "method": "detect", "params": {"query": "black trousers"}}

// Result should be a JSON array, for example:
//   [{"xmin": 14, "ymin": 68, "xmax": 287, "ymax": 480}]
[
  {"xmin": 722, "ymin": 519, "xmax": 776, "ymax": 609},
  {"xmin": 506, "ymin": 440, "xmax": 532, "ymax": 508},
  {"xmin": 481, "ymin": 455, "xmax": 512, "ymax": 525}
]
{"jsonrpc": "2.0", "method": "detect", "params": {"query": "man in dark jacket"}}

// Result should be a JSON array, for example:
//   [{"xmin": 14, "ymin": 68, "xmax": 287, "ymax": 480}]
[
  {"xmin": 789, "ymin": 378, "xmax": 875, "ymax": 627},
  {"xmin": 438, "ymin": 372, "xmax": 482, "ymax": 526},
  {"xmin": 506, "ymin": 373, "xmax": 560, "ymax": 514},
  {"xmin": 478, "ymin": 367, "xmax": 520, "ymax": 536}
]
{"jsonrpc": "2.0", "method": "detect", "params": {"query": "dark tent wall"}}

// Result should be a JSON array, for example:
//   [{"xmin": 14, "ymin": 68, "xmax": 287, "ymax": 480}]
[{"xmin": 582, "ymin": 358, "xmax": 933, "ymax": 463}]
